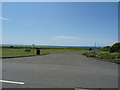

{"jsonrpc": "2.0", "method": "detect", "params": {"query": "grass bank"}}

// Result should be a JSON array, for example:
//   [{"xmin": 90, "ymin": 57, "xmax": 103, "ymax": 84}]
[{"xmin": 82, "ymin": 50, "xmax": 120, "ymax": 64}]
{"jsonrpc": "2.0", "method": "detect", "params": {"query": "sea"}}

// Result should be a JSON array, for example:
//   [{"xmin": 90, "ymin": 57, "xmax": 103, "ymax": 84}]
[{"xmin": 1, "ymin": 44, "xmax": 102, "ymax": 49}]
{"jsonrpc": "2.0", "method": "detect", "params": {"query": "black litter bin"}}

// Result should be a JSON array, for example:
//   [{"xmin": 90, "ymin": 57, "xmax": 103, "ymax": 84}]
[{"xmin": 36, "ymin": 48, "xmax": 40, "ymax": 55}]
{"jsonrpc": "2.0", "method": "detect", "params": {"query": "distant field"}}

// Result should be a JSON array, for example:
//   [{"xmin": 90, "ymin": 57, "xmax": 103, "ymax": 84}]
[{"xmin": 1, "ymin": 47, "xmax": 87, "ymax": 58}]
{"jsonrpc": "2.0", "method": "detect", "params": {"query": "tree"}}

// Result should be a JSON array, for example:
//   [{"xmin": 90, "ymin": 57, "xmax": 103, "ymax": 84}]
[
  {"xmin": 100, "ymin": 46, "xmax": 111, "ymax": 51},
  {"xmin": 10, "ymin": 46, "xmax": 14, "ymax": 48},
  {"xmin": 110, "ymin": 42, "xmax": 120, "ymax": 53}
]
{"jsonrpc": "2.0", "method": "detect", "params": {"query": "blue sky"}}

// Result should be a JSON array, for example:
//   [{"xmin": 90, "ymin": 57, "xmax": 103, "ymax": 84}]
[{"xmin": 2, "ymin": 2, "xmax": 118, "ymax": 46}]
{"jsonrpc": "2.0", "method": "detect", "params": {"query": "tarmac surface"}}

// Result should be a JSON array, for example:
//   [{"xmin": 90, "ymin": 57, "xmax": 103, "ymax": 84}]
[{"xmin": 1, "ymin": 52, "xmax": 118, "ymax": 88}]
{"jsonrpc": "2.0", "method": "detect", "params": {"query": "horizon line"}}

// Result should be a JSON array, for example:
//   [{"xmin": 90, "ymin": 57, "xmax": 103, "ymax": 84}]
[
  {"xmin": 2, "ymin": 0, "xmax": 119, "ymax": 2},
  {"xmin": 0, "ymin": 43, "xmax": 108, "ymax": 47}
]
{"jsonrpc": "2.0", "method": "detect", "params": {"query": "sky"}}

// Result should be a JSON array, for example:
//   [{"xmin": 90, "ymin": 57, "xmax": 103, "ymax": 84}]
[{"xmin": 2, "ymin": 2, "xmax": 118, "ymax": 46}]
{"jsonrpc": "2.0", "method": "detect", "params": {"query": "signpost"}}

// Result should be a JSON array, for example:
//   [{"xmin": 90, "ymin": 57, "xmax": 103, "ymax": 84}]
[{"xmin": 94, "ymin": 42, "xmax": 96, "ymax": 53}]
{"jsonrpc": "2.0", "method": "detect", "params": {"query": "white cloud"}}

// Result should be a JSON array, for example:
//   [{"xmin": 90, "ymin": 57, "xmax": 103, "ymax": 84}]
[
  {"xmin": 52, "ymin": 35, "xmax": 80, "ymax": 40},
  {"xmin": 0, "ymin": 17, "xmax": 9, "ymax": 21}
]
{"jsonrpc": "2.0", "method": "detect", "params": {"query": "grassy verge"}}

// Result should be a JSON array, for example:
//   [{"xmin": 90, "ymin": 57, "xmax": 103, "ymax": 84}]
[
  {"xmin": 82, "ymin": 50, "xmax": 120, "ymax": 64},
  {"xmin": 1, "ymin": 48, "xmax": 36, "ymax": 58},
  {"xmin": 1, "ymin": 47, "xmax": 88, "ymax": 58}
]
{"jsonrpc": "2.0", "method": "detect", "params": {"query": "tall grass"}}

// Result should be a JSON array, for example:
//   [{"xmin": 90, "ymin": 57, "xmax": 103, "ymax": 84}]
[{"xmin": 82, "ymin": 50, "xmax": 120, "ymax": 64}]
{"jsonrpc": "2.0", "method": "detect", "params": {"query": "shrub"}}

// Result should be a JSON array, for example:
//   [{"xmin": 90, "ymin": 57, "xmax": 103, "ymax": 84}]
[
  {"xmin": 85, "ymin": 51, "xmax": 97, "ymax": 57},
  {"xmin": 113, "ymin": 59, "xmax": 120, "ymax": 64},
  {"xmin": 100, "ymin": 46, "xmax": 111, "ymax": 51},
  {"xmin": 110, "ymin": 42, "xmax": 120, "ymax": 53},
  {"xmin": 10, "ymin": 46, "xmax": 14, "ymax": 48},
  {"xmin": 111, "ymin": 53, "xmax": 120, "ymax": 58},
  {"xmin": 87, "ymin": 53, "xmax": 96, "ymax": 57},
  {"xmin": 82, "ymin": 49, "xmax": 120, "ymax": 64},
  {"xmin": 82, "ymin": 52, "xmax": 88, "ymax": 56},
  {"xmin": 95, "ymin": 55, "xmax": 103, "ymax": 59},
  {"xmin": 98, "ymin": 53, "xmax": 116, "ymax": 59}
]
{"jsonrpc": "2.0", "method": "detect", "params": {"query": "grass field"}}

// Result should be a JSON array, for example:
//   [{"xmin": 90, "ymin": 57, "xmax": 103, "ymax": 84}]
[
  {"xmin": 1, "ymin": 48, "xmax": 36, "ymax": 57},
  {"xmin": 1, "ymin": 47, "xmax": 87, "ymax": 58}
]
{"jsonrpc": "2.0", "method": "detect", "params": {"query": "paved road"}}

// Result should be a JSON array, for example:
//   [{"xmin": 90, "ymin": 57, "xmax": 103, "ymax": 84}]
[{"xmin": 2, "ymin": 52, "xmax": 118, "ymax": 88}]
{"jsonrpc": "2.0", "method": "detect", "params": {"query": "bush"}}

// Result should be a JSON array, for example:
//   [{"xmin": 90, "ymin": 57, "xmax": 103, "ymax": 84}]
[
  {"xmin": 98, "ymin": 53, "xmax": 116, "ymax": 59},
  {"xmin": 87, "ymin": 53, "xmax": 96, "ymax": 57},
  {"xmin": 95, "ymin": 55, "xmax": 103, "ymax": 59},
  {"xmin": 111, "ymin": 53, "xmax": 120, "ymax": 58},
  {"xmin": 82, "ymin": 49, "xmax": 120, "ymax": 64},
  {"xmin": 82, "ymin": 52, "xmax": 88, "ymax": 56},
  {"xmin": 110, "ymin": 42, "xmax": 120, "ymax": 53},
  {"xmin": 113, "ymin": 59, "xmax": 120, "ymax": 64},
  {"xmin": 100, "ymin": 46, "xmax": 111, "ymax": 51},
  {"xmin": 10, "ymin": 46, "xmax": 14, "ymax": 48}
]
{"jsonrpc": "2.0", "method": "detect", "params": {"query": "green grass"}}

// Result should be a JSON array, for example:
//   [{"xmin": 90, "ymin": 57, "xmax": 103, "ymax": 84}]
[
  {"xmin": 1, "ymin": 48, "xmax": 36, "ymax": 57},
  {"xmin": 82, "ymin": 50, "xmax": 120, "ymax": 64},
  {"xmin": 1, "ymin": 47, "xmax": 87, "ymax": 58},
  {"xmin": 40, "ymin": 48, "xmax": 86, "ymax": 55}
]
